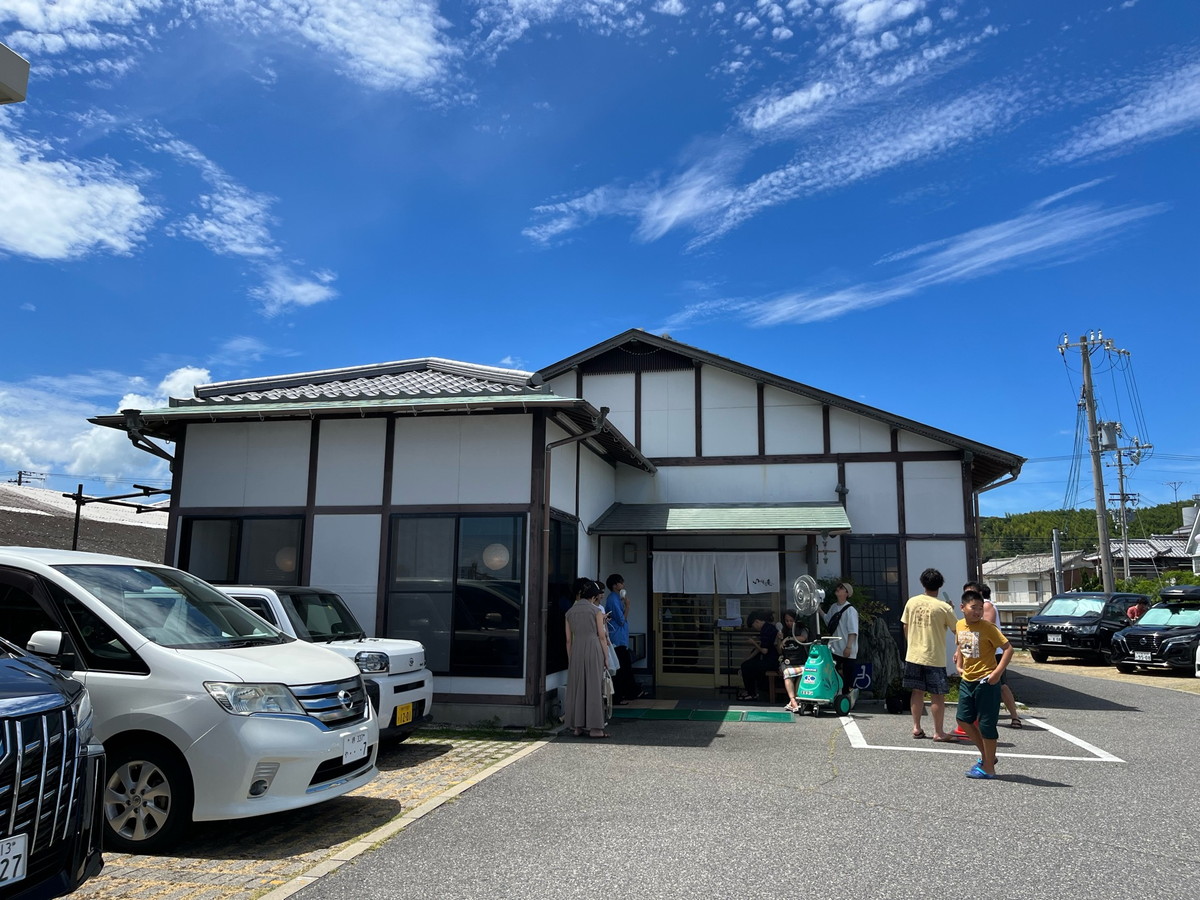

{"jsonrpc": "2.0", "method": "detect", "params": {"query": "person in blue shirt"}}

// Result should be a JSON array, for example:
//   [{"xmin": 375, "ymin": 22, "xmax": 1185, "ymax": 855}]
[{"xmin": 604, "ymin": 573, "xmax": 642, "ymax": 703}]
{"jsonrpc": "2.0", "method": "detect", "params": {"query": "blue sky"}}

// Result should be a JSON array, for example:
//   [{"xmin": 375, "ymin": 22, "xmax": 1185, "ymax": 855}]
[{"xmin": 1, "ymin": 0, "xmax": 1197, "ymax": 521}]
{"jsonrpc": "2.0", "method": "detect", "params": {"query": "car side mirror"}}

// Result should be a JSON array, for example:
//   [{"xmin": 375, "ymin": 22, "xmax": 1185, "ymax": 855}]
[{"xmin": 27, "ymin": 629, "xmax": 64, "ymax": 656}]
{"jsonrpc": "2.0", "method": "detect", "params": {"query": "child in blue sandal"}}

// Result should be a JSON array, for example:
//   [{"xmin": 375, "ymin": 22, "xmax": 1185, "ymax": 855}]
[{"xmin": 953, "ymin": 590, "xmax": 1013, "ymax": 779}]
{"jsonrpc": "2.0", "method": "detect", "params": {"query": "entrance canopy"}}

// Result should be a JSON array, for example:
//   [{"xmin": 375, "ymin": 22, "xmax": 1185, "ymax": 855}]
[{"xmin": 588, "ymin": 501, "xmax": 852, "ymax": 536}]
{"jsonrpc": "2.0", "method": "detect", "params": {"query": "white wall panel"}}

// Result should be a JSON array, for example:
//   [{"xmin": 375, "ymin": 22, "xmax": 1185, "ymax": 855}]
[
  {"xmin": 310, "ymin": 514, "xmax": 383, "ymax": 633},
  {"xmin": 315, "ymin": 418, "xmax": 386, "ymax": 506},
  {"xmin": 904, "ymin": 461, "xmax": 965, "ymax": 533},
  {"xmin": 904, "ymin": 540, "xmax": 968, "ymax": 671},
  {"xmin": 180, "ymin": 421, "xmax": 310, "ymax": 507},
  {"xmin": 546, "ymin": 373, "xmax": 577, "ymax": 399},
  {"xmin": 763, "ymin": 385, "xmax": 824, "ymax": 454},
  {"xmin": 701, "ymin": 367, "xmax": 757, "ymax": 456},
  {"xmin": 898, "ymin": 430, "xmax": 951, "ymax": 452},
  {"xmin": 547, "ymin": 421, "xmax": 578, "ymax": 514},
  {"xmin": 578, "ymin": 445, "xmax": 616, "ymax": 534},
  {"xmin": 581, "ymin": 373, "xmax": 636, "ymax": 444},
  {"xmin": 845, "ymin": 462, "xmax": 899, "ymax": 533},
  {"xmin": 392, "ymin": 415, "xmax": 530, "ymax": 505},
  {"xmin": 640, "ymin": 370, "xmax": 695, "ymax": 457},
  {"xmin": 828, "ymin": 407, "xmax": 890, "ymax": 452},
  {"xmin": 615, "ymin": 463, "xmax": 838, "ymax": 504}
]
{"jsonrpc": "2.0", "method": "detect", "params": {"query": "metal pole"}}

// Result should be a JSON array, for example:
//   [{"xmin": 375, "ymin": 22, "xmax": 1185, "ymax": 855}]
[
  {"xmin": 1052, "ymin": 528, "xmax": 1063, "ymax": 594},
  {"xmin": 1115, "ymin": 450, "xmax": 1130, "ymax": 582},
  {"xmin": 1079, "ymin": 337, "xmax": 1114, "ymax": 592},
  {"xmin": 71, "ymin": 483, "xmax": 83, "ymax": 551}
]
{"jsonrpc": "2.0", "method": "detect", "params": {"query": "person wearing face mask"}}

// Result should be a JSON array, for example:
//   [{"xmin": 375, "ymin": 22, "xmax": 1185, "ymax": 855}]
[{"xmin": 604, "ymin": 573, "xmax": 644, "ymax": 703}]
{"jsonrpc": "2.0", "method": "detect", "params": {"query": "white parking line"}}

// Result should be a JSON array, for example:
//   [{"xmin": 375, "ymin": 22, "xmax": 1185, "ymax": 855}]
[{"xmin": 840, "ymin": 716, "xmax": 1124, "ymax": 763}]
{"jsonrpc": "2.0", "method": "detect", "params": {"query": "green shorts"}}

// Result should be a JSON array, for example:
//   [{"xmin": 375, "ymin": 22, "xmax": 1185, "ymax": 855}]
[{"xmin": 957, "ymin": 678, "xmax": 1001, "ymax": 740}]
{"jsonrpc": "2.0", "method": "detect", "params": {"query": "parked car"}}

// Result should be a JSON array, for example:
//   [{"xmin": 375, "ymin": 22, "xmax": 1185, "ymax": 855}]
[
  {"xmin": 1023, "ymin": 591, "xmax": 1149, "ymax": 663},
  {"xmin": 1110, "ymin": 585, "xmax": 1200, "ymax": 674},
  {"xmin": 0, "ymin": 548, "xmax": 379, "ymax": 853},
  {"xmin": 219, "ymin": 586, "xmax": 432, "ymax": 742},
  {"xmin": 1, "ymin": 635, "xmax": 104, "ymax": 900}
]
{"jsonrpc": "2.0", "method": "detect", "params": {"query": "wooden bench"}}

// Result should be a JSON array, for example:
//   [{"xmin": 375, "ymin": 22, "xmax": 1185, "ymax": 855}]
[{"xmin": 763, "ymin": 670, "xmax": 783, "ymax": 704}]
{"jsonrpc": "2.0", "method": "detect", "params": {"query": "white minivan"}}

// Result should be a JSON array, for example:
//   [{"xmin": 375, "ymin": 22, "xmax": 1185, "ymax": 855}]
[{"xmin": 0, "ymin": 547, "xmax": 379, "ymax": 853}]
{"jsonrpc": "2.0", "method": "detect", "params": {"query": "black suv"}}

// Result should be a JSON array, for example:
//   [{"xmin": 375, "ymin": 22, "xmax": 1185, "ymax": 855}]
[
  {"xmin": 1, "ymin": 636, "xmax": 104, "ymax": 900},
  {"xmin": 1110, "ymin": 585, "xmax": 1200, "ymax": 674},
  {"xmin": 1024, "ymin": 592, "xmax": 1149, "ymax": 663}
]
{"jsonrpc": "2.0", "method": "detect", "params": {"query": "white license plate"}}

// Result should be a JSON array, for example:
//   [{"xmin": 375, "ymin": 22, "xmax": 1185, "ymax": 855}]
[
  {"xmin": 1134, "ymin": 651, "xmax": 1151, "ymax": 662},
  {"xmin": 394, "ymin": 702, "xmax": 413, "ymax": 727},
  {"xmin": 342, "ymin": 732, "xmax": 368, "ymax": 765},
  {"xmin": 0, "ymin": 834, "xmax": 28, "ymax": 888},
  {"xmin": 1047, "ymin": 634, "xmax": 1063, "ymax": 643}
]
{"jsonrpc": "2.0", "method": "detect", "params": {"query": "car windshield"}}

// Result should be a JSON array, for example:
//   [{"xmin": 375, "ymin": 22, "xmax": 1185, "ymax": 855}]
[
  {"xmin": 55, "ymin": 564, "xmax": 289, "ymax": 650},
  {"xmin": 278, "ymin": 590, "xmax": 365, "ymax": 642},
  {"xmin": 1138, "ymin": 605, "xmax": 1200, "ymax": 628},
  {"xmin": 1038, "ymin": 596, "xmax": 1105, "ymax": 617}
]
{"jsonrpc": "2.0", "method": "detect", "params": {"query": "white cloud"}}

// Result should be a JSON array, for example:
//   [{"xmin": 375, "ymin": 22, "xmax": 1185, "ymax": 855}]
[
  {"xmin": 0, "ymin": 364, "xmax": 208, "ymax": 488},
  {"xmin": 1052, "ymin": 58, "xmax": 1200, "ymax": 163},
  {"xmin": 250, "ymin": 266, "xmax": 337, "ymax": 317},
  {"xmin": 0, "ymin": 126, "xmax": 159, "ymax": 260},
  {"xmin": 654, "ymin": 0, "xmax": 687, "ymax": 16},
  {"xmin": 828, "ymin": 0, "xmax": 927, "ymax": 36},
  {"xmin": 661, "ymin": 193, "xmax": 1165, "ymax": 330}
]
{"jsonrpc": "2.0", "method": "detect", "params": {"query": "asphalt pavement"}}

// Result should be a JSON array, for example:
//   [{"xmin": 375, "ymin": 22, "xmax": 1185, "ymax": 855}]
[{"xmin": 291, "ymin": 663, "xmax": 1200, "ymax": 900}]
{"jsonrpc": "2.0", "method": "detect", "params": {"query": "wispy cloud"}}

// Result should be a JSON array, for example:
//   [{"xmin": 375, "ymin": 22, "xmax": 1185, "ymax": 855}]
[
  {"xmin": 1051, "ymin": 57, "xmax": 1200, "ymax": 163},
  {"xmin": 0, "ymin": 124, "xmax": 160, "ymax": 260},
  {"xmin": 660, "ymin": 188, "xmax": 1165, "ymax": 329},
  {"xmin": 0, "ymin": 365, "xmax": 207, "ymax": 486},
  {"xmin": 137, "ymin": 126, "xmax": 338, "ymax": 316}
]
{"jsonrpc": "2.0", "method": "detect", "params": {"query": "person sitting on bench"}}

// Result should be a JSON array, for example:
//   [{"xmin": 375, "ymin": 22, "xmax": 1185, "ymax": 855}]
[{"xmin": 738, "ymin": 612, "xmax": 779, "ymax": 701}]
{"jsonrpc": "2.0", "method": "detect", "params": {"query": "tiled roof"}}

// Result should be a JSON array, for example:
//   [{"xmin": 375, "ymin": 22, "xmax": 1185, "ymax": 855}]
[
  {"xmin": 982, "ymin": 551, "xmax": 1088, "ymax": 577},
  {"xmin": 1085, "ymin": 535, "xmax": 1189, "ymax": 563},
  {"xmin": 180, "ymin": 358, "xmax": 539, "ymax": 407},
  {"xmin": 589, "ymin": 502, "xmax": 852, "ymax": 535}
]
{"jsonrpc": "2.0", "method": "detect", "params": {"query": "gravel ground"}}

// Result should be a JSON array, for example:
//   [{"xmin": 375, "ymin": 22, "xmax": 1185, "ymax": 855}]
[{"xmin": 0, "ymin": 483, "xmax": 167, "ymax": 560}]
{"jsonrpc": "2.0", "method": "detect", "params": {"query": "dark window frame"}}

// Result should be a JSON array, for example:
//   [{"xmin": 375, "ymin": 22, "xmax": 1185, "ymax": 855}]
[{"xmin": 179, "ymin": 515, "xmax": 305, "ymax": 586}]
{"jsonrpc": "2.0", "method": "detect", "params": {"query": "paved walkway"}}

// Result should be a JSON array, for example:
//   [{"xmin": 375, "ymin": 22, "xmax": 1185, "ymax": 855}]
[{"xmin": 74, "ymin": 731, "xmax": 547, "ymax": 900}]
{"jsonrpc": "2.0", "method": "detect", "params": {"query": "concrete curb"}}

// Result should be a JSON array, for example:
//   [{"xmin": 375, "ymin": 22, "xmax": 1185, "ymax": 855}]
[{"xmin": 256, "ymin": 737, "xmax": 552, "ymax": 900}]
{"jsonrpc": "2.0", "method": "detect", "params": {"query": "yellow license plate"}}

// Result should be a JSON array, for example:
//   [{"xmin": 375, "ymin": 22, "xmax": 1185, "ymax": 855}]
[{"xmin": 394, "ymin": 703, "xmax": 413, "ymax": 726}]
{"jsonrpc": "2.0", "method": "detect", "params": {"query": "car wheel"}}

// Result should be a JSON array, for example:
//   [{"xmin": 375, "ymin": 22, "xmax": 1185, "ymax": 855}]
[
  {"xmin": 103, "ymin": 740, "xmax": 193, "ymax": 853},
  {"xmin": 1029, "ymin": 650, "xmax": 1048, "ymax": 663},
  {"xmin": 1115, "ymin": 663, "xmax": 1136, "ymax": 674}
]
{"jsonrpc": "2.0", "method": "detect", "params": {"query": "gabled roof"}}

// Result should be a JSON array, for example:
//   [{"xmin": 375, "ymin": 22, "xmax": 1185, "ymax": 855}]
[
  {"xmin": 90, "ymin": 357, "xmax": 655, "ymax": 474},
  {"xmin": 1085, "ymin": 535, "xmax": 1190, "ymax": 563},
  {"xmin": 538, "ymin": 329, "xmax": 1024, "ymax": 490},
  {"xmin": 982, "ymin": 551, "xmax": 1089, "ymax": 578}
]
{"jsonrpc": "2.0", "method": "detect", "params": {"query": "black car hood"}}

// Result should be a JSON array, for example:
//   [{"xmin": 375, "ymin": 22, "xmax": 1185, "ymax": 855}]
[
  {"xmin": 0, "ymin": 651, "xmax": 82, "ymax": 712},
  {"xmin": 1119, "ymin": 624, "xmax": 1200, "ymax": 638},
  {"xmin": 1029, "ymin": 615, "xmax": 1099, "ymax": 625}
]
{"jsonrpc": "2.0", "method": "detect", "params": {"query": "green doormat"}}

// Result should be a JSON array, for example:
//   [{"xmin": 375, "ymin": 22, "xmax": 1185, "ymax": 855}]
[
  {"xmin": 743, "ymin": 711, "xmax": 797, "ymax": 723},
  {"xmin": 610, "ymin": 708, "xmax": 796, "ymax": 723},
  {"xmin": 688, "ymin": 710, "xmax": 745, "ymax": 722}
]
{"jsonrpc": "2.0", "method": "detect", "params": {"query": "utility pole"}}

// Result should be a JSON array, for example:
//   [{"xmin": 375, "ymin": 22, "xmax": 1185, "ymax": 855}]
[
  {"xmin": 1060, "ymin": 332, "xmax": 1115, "ymax": 592},
  {"xmin": 1164, "ymin": 481, "xmax": 1186, "ymax": 525}
]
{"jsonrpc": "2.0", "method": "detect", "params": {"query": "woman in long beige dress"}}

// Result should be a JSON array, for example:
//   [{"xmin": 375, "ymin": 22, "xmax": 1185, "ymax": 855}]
[{"xmin": 564, "ymin": 577, "xmax": 610, "ymax": 738}]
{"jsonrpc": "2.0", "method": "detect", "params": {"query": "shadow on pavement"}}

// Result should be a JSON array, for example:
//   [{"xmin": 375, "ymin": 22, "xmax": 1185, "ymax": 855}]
[
  {"xmin": 995, "ymin": 773, "xmax": 1073, "ymax": 788},
  {"xmin": 1007, "ymin": 668, "xmax": 1139, "ymax": 712}
]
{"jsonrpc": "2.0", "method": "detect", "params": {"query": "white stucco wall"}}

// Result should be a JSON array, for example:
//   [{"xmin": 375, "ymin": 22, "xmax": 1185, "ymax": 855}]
[
  {"xmin": 897, "ymin": 430, "xmax": 951, "ymax": 452},
  {"xmin": 844, "ymin": 462, "xmax": 899, "ymax": 533},
  {"xmin": 578, "ymin": 442, "xmax": 617, "ymax": 534},
  {"xmin": 829, "ymin": 407, "xmax": 891, "ymax": 452},
  {"xmin": 903, "ymin": 460, "xmax": 965, "ymax": 533},
  {"xmin": 581, "ymin": 373, "xmax": 636, "ymax": 445},
  {"xmin": 547, "ymin": 421, "xmax": 578, "ymax": 514},
  {"xmin": 700, "ymin": 367, "xmax": 758, "ymax": 456},
  {"xmin": 615, "ymin": 462, "xmax": 839, "ymax": 504},
  {"xmin": 180, "ymin": 421, "xmax": 310, "ymax": 507},
  {"xmin": 310, "ymin": 514, "xmax": 383, "ymax": 632},
  {"xmin": 315, "ymin": 418, "xmax": 387, "ymax": 506},
  {"xmin": 392, "ymin": 415, "xmax": 531, "ymax": 505},
  {"xmin": 763, "ymin": 385, "xmax": 824, "ymax": 455},
  {"xmin": 641, "ymin": 370, "xmax": 695, "ymax": 457}
]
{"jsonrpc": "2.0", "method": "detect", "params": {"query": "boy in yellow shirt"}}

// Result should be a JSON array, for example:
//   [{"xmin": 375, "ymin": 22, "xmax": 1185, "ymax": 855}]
[{"xmin": 954, "ymin": 590, "xmax": 1013, "ymax": 779}]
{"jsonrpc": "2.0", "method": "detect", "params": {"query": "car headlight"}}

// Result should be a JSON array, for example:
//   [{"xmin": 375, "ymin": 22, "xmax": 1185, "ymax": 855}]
[
  {"xmin": 71, "ymin": 688, "xmax": 95, "ymax": 745},
  {"xmin": 205, "ymin": 682, "xmax": 305, "ymax": 716},
  {"xmin": 1075, "ymin": 624, "xmax": 1098, "ymax": 634},
  {"xmin": 355, "ymin": 651, "xmax": 390, "ymax": 674}
]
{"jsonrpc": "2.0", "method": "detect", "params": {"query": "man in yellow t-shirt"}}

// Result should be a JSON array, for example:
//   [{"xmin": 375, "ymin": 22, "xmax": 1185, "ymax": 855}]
[
  {"xmin": 901, "ymin": 568, "xmax": 959, "ymax": 741},
  {"xmin": 954, "ymin": 590, "xmax": 1013, "ymax": 780}
]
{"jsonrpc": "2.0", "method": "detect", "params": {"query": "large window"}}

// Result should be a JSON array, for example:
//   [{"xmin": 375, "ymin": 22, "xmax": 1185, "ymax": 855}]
[
  {"xmin": 180, "ymin": 517, "xmax": 304, "ymax": 586},
  {"xmin": 545, "ymin": 516, "xmax": 579, "ymax": 675},
  {"xmin": 847, "ymin": 537, "xmax": 903, "ymax": 638},
  {"xmin": 386, "ymin": 514, "xmax": 526, "ymax": 677}
]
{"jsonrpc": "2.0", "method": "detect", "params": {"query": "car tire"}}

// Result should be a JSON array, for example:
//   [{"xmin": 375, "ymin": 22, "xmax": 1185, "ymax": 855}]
[
  {"xmin": 1029, "ymin": 650, "xmax": 1048, "ymax": 663},
  {"xmin": 1115, "ymin": 663, "xmax": 1137, "ymax": 674},
  {"xmin": 103, "ymin": 738, "xmax": 193, "ymax": 853}
]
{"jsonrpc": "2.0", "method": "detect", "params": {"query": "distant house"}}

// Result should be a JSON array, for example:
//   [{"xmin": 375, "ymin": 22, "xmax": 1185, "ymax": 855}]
[
  {"xmin": 91, "ymin": 329, "xmax": 1024, "ymax": 725},
  {"xmin": 1087, "ymin": 533, "xmax": 1191, "ymax": 579},
  {"xmin": 1187, "ymin": 510, "xmax": 1200, "ymax": 575},
  {"xmin": 982, "ymin": 551, "xmax": 1090, "ymax": 618}
]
